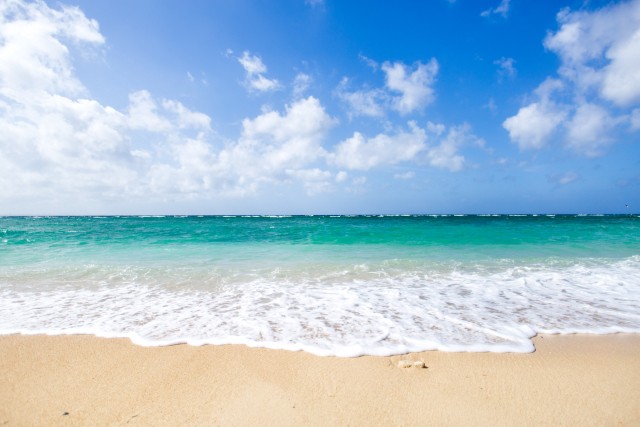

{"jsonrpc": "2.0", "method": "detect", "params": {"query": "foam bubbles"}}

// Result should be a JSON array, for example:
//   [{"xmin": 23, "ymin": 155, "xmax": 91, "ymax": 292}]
[{"xmin": 1, "ymin": 256, "xmax": 639, "ymax": 356}]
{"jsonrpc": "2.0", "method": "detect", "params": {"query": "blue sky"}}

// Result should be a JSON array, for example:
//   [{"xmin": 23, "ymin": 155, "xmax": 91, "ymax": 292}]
[{"xmin": 1, "ymin": 0, "xmax": 639, "ymax": 214}]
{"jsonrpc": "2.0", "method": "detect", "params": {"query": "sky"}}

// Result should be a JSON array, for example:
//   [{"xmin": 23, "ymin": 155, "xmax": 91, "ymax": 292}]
[{"xmin": 1, "ymin": 0, "xmax": 639, "ymax": 215}]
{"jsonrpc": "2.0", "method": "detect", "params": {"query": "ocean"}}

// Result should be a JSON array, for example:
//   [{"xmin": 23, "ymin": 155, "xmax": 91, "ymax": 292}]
[{"xmin": 1, "ymin": 215, "xmax": 639, "ymax": 356}]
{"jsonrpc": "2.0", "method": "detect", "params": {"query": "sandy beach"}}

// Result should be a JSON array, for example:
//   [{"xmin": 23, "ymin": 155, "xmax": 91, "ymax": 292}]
[{"xmin": 0, "ymin": 334, "xmax": 638, "ymax": 426}]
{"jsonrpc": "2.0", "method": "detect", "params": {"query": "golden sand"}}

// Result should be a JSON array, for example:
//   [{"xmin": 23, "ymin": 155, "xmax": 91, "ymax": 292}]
[{"xmin": 1, "ymin": 334, "xmax": 639, "ymax": 426}]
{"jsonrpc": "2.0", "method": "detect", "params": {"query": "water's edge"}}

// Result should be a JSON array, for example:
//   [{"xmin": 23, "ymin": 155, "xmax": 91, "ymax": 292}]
[{"xmin": 2, "ymin": 215, "xmax": 639, "ymax": 357}]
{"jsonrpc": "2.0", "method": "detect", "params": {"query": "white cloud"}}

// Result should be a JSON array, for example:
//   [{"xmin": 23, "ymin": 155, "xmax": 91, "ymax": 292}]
[
  {"xmin": 0, "ymin": 1, "xmax": 343, "ymax": 207},
  {"xmin": 543, "ymin": 1, "xmax": 640, "ymax": 101},
  {"xmin": 335, "ymin": 77, "xmax": 385, "ymax": 118},
  {"xmin": 242, "ymin": 97, "xmax": 333, "ymax": 144},
  {"xmin": 601, "ymin": 29, "xmax": 640, "ymax": 105},
  {"xmin": 0, "ymin": 0, "xmax": 475, "ymax": 214},
  {"xmin": 240, "ymin": 96, "xmax": 336, "ymax": 170},
  {"xmin": 533, "ymin": 77, "xmax": 565, "ymax": 100},
  {"xmin": 382, "ymin": 59, "xmax": 439, "ymax": 114},
  {"xmin": 330, "ymin": 120, "xmax": 476, "ymax": 173},
  {"xmin": 566, "ymin": 103, "xmax": 617, "ymax": 157},
  {"xmin": 0, "ymin": 0, "xmax": 139, "ymax": 200},
  {"xmin": 504, "ymin": 0, "xmax": 640, "ymax": 155},
  {"xmin": 184, "ymin": 96, "xmax": 337, "ymax": 196},
  {"xmin": 237, "ymin": 51, "xmax": 266, "ymax": 75},
  {"xmin": 127, "ymin": 90, "xmax": 172, "ymax": 132},
  {"xmin": 162, "ymin": 99, "xmax": 212, "ymax": 130},
  {"xmin": 481, "ymin": 0, "xmax": 510, "ymax": 18},
  {"xmin": 250, "ymin": 74, "xmax": 281, "ymax": 92},
  {"xmin": 125, "ymin": 92, "xmax": 211, "ymax": 141},
  {"xmin": 285, "ymin": 168, "xmax": 332, "ymax": 195},
  {"xmin": 292, "ymin": 72, "xmax": 312, "ymax": 99},
  {"xmin": 494, "ymin": 57, "xmax": 516, "ymax": 80},
  {"xmin": 425, "ymin": 123, "xmax": 472, "ymax": 172},
  {"xmin": 237, "ymin": 51, "xmax": 281, "ymax": 92},
  {"xmin": 358, "ymin": 54, "xmax": 379, "ymax": 70},
  {"xmin": 336, "ymin": 58, "xmax": 439, "ymax": 118},
  {"xmin": 503, "ymin": 100, "xmax": 567, "ymax": 150},
  {"xmin": 147, "ymin": 136, "xmax": 218, "ymax": 196},
  {"xmin": 0, "ymin": 0, "xmax": 103, "ymax": 102},
  {"xmin": 426, "ymin": 121, "xmax": 446, "ymax": 136},
  {"xmin": 144, "ymin": 96, "xmax": 337, "ymax": 198},
  {"xmin": 330, "ymin": 122, "xmax": 427, "ymax": 170},
  {"xmin": 548, "ymin": 2, "xmax": 640, "ymax": 102},
  {"xmin": 335, "ymin": 171, "xmax": 348, "ymax": 182},
  {"xmin": 503, "ymin": 78, "xmax": 567, "ymax": 150}
]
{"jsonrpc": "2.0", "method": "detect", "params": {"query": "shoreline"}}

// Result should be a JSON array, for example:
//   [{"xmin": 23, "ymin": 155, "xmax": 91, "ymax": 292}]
[{"xmin": 1, "ymin": 333, "xmax": 639, "ymax": 426}]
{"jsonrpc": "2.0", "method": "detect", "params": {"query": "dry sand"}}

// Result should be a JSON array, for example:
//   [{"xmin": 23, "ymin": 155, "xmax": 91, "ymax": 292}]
[{"xmin": 1, "ymin": 333, "xmax": 639, "ymax": 426}]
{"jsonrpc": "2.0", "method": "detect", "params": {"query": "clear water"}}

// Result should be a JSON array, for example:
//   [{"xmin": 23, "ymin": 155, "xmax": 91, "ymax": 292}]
[{"xmin": 1, "ymin": 215, "xmax": 639, "ymax": 356}]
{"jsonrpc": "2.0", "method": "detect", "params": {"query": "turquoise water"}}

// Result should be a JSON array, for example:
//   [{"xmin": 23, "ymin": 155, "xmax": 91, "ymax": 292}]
[{"xmin": 1, "ymin": 215, "xmax": 639, "ymax": 355}]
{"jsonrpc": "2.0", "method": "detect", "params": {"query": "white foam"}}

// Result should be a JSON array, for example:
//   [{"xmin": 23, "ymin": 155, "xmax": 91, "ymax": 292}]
[{"xmin": 1, "ymin": 256, "xmax": 639, "ymax": 357}]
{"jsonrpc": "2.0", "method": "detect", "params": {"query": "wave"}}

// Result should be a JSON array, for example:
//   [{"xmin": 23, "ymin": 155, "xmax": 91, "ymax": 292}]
[{"xmin": 1, "ymin": 256, "xmax": 639, "ymax": 357}]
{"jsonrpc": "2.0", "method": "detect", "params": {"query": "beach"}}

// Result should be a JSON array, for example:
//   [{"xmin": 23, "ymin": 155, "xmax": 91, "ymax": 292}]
[
  {"xmin": 2, "ymin": 216, "xmax": 639, "ymax": 425},
  {"xmin": 1, "ymin": 333, "xmax": 639, "ymax": 426},
  {"xmin": 2, "ymin": 0, "xmax": 640, "ymax": 423}
]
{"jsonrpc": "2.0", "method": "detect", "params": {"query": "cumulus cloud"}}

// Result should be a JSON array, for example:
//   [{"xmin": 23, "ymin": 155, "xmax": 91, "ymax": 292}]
[
  {"xmin": 238, "ymin": 96, "xmax": 336, "ymax": 173},
  {"xmin": 335, "ymin": 171, "xmax": 348, "ymax": 182},
  {"xmin": 330, "ymin": 122, "xmax": 427, "ymax": 170},
  {"xmin": 425, "ymin": 123, "xmax": 471, "ymax": 172},
  {"xmin": 335, "ymin": 77, "xmax": 385, "ymax": 118},
  {"xmin": 382, "ymin": 59, "xmax": 439, "ymax": 114},
  {"xmin": 237, "ymin": 51, "xmax": 281, "ymax": 92},
  {"xmin": 336, "ymin": 59, "xmax": 439, "ymax": 118},
  {"xmin": 0, "ymin": 2, "xmax": 103, "ymax": 105},
  {"xmin": 0, "ymin": 0, "xmax": 343, "ymax": 208},
  {"xmin": 155, "ymin": 96, "xmax": 337, "ymax": 198},
  {"xmin": 566, "ymin": 103, "xmax": 617, "ymax": 157},
  {"xmin": 503, "ymin": 0, "xmax": 640, "ymax": 156},
  {"xmin": 329, "ymin": 121, "xmax": 478, "ymax": 173},
  {"xmin": 127, "ymin": 90, "xmax": 172, "ymax": 132},
  {"xmin": 285, "ymin": 168, "xmax": 332, "ymax": 195},
  {"xmin": 543, "ymin": 1, "xmax": 640, "ymax": 103},
  {"xmin": 0, "ymin": 0, "xmax": 135, "ymax": 199},
  {"xmin": 503, "ymin": 100, "xmax": 567, "ymax": 150},
  {"xmin": 601, "ymin": 28, "xmax": 640, "ymax": 105},
  {"xmin": 122, "ymin": 96, "xmax": 337, "ymax": 198},
  {"xmin": 0, "ymin": 0, "xmax": 471, "ymax": 213}
]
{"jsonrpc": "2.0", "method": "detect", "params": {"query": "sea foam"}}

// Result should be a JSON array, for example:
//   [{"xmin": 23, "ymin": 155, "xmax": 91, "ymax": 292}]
[{"xmin": 1, "ymin": 255, "xmax": 639, "ymax": 356}]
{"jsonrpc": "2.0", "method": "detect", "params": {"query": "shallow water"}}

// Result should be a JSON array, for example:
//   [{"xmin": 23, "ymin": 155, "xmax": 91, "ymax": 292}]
[{"xmin": 1, "ymin": 215, "xmax": 639, "ymax": 356}]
